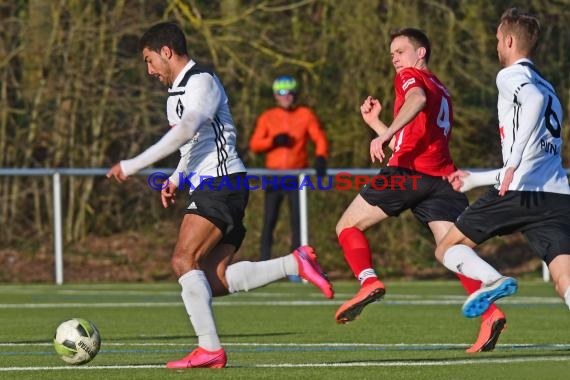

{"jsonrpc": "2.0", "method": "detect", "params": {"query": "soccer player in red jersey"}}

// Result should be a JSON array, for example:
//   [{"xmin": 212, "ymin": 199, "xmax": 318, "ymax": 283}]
[{"xmin": 334, "ymin": 28, "xmax": 505, "ymax": 352}]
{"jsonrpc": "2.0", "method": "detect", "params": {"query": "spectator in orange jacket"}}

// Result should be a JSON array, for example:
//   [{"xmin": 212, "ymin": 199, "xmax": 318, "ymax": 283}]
[{"xmin": 249, "ymin": 75, "xmax": 329, "ymax": 263}]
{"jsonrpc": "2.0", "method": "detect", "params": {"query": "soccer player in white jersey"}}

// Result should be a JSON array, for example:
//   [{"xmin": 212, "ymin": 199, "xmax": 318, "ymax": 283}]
[
  {"xmin": 435, "ymin": 8, "xmax": 570, "ymax": 324},
  {"xmin": 107, "ymin": 22, "xmax": 333, "ymax": 369}
]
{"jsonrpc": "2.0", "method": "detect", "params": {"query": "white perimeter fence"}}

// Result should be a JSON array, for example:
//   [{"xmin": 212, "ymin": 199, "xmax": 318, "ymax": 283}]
[{"xmin": 0, "ymin": 167, "xmax": 553, "ymax": 284}]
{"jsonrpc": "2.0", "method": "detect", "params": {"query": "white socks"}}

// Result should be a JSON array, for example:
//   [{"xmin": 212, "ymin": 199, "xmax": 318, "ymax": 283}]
[
  {"xmin": 226, "ymin": 255, "xmax": 298, "ymax": 293},
  {"xmin": 178, "ymin": 257, "xmax": 300, "ymax": 350},
  {"xmin": 565, "ymin": 287, "xmax": 570, "ymax": 310},
  {"xmin": 357, "ymin": 268, "xmax": 377, "ymax": 285},
  {"xmin": 179, "ymin": 270, "xmax": 221, "ymax": 351},
  {"xmin": 442, "ymin": 244, "xmax": 503, "ymax": 285}
]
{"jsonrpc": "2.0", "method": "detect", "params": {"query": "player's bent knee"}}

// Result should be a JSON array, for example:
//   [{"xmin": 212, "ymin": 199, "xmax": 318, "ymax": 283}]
[
  {"xmin": 433, "ymin": 229, "xmax": 469, "ymax": 263},
  {"xmin": 336, "ymin": 220, "xmax": 356, "ymax": 237},
  {"xmin": 335, "ymin": 225, "xmax": 343, "ymax": 237},
  {"xmin": 434, "ymin": 244, "xmax": 448, "ymax": 263},
  {"xmin": 335, "ymin": 221, "xmax": 346, "ymax": 237},
  {"xmin": 171, "ymin": 254, "xmax": 198, "ymax": 277}
]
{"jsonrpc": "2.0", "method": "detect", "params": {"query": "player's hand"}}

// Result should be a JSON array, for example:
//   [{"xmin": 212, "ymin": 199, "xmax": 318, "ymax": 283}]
[
  {"xmin": 161, "ymin": 181, "xmax": 177, "ymax": 208},
  {"xmin": 446, "ymin": 169, "xmax": 469, "ymax": 192},
  {"xmin": 369, "ymin": 131, "xmax": 392, "ymax": 163},
  {"xmin": 106, "ymin": 163, "xmax": 128, "ymax": 182},
  {"xmin": 360, "ymin": 96, "xmax": 382, "ymax": 127},
  {"xmin": 498, "ymin": 167, "xmax": 515, "ymax": 196}
]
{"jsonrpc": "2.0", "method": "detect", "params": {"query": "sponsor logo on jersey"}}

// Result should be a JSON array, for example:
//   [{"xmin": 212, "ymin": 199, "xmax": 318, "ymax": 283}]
[
  {"xmin": 402, "ymin": 77, "xmax": 416, "ymax": 91},
  {"xmin": 187, "ymin": 202, "xmax": 198, "ymax": 210},
  {"xmin": 176, "ymin": 99, "xmax": 184, "ymax": 119}
]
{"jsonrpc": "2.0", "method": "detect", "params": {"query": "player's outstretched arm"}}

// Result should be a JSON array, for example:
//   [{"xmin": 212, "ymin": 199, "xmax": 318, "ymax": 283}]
[
  {"xmin": 446, "ymin": 168, "xmax": 501, "ymax": 192},
  {"xmin": 119, "ymin": 110, "xmax": 208, "ymax": 177},
  {"xmin": 107, "ymin": 111, "xmax": 206, "ymax": 183}
]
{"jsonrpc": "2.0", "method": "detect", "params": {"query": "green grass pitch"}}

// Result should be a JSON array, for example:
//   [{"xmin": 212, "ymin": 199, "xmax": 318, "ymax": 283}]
[{"xmin": 0, "ymin": 280, "xmax": 568, "ymax": 379}]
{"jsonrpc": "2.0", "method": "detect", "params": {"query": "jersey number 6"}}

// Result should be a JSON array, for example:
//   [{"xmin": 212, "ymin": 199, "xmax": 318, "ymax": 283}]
[{"xmin": 545, "ymin": 95, "xmax": 561, "ymax": 139}]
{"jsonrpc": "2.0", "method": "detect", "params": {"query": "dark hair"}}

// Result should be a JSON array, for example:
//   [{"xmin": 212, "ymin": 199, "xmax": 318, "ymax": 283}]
[
  {"xmin": 499, "ymin": 8, "xmax": 541, "ymax": 55},
  {"xmin": 390, "ymin": 28, "xmax": 431, "ymax": 63},
  {"xmin": 139, "ymin": 22, "xmax": 188, "ymax": 56}
]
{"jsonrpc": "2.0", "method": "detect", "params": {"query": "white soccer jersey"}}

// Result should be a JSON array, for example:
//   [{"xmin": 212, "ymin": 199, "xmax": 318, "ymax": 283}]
[
  {"xmin": 165, "ymin": 60, "xmax": 245, "ymax": 190},
  {"xmin": 496, "ymin": 58, "xmax": 569, "ymax": 194},
  {"xmin": 120, "ymin": 60, "xmax": 246, "ymax": 190}
]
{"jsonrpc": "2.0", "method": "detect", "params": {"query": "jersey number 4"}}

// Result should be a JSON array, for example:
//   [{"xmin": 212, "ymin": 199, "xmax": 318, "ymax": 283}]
[
  {"xmin": 437, "ymin": 97, "xmax": 451, "ymax": 137},
  {"xmin": 393, "ymin": 95, "xmax": 451, "ymax": 152}
]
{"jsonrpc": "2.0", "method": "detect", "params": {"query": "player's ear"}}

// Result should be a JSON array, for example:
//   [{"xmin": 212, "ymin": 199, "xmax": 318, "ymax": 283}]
[
  {"xmin": 505, "ymin": 34, "xmax": 514, "ymax": 48},
  {"xmin": 160, "ymin": 45, "xmax": 173, "ymax": 59},
  {"xmin": 417, "ymin": 47, "xmax": 427, "ymax": 60}
]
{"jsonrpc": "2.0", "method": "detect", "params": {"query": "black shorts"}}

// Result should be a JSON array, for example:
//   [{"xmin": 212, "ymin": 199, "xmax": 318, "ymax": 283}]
[
  {"xmin": 184, "ymin": 173, "xmax": 249, "ymax": 250},
  {"xmin": 456, "ymin": 188, "xmax": 570, "ymax": 264},
  {"xmin": 360, "ymin": 167, "xmax": 468, "ymax": 225}
]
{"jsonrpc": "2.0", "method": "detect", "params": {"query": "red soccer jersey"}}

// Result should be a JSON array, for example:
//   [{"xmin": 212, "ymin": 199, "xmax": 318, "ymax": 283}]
[{"xmin": 388, "ymin": 68, "xmax": 456, "ymax": 176}]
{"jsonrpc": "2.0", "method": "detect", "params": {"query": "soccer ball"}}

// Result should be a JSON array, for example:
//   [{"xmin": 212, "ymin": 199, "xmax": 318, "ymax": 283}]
[{"xmin": 53, "ymin": 318, "xmax": 101, "ymax": 365}]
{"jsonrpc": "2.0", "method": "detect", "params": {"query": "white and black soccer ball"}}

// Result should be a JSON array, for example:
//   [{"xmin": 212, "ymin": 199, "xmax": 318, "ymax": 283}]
[{"xmin": 53, "ymin": 318, "xmax": 101, "ymax": 365}]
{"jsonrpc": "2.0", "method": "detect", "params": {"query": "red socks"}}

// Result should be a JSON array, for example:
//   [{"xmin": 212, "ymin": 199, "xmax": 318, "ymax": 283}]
[{"xmin": 338, "ymin": 227, "xmax": 377, "ymax": 286}]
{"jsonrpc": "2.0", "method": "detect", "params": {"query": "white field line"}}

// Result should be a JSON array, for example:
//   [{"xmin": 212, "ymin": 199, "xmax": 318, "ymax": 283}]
[
  {"xmin": 0, "ymin": 296, "xmax": 563, "ymax": 309},
  {"xmin": 0, "ymin": 287, "xmax": 560, "ymax": 300},
  {"xmin": 252, "ymin": 356, "xmax": 570, "ymax": 367},
  {"xmin": 0, "ymin": 356, "xmax": 568, "ymax": 371},
  {"xmin": 2, "ymin": 342, "xmax": 570, "ymax": 349},
  {"xmin": 0, "ymin": 289, "xmax": 325, "ymax": 297}
]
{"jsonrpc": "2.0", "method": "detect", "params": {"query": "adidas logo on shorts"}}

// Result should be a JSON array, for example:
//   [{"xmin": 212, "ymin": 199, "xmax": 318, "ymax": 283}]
[{"xmin": 187, "ymin": 202, "xmax": 198, "ymax": 210}]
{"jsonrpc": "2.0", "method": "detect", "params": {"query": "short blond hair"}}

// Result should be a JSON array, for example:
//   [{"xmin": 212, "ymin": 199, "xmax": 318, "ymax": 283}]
[{"xmin": 499, "ymin": 8, "xmax": 541, "ymax": 55}]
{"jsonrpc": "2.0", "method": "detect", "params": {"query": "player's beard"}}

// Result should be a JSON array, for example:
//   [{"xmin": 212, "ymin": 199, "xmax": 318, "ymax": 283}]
[{"xmin": 158, "ymin": 57, "xmax": 173, "ymax": 86}]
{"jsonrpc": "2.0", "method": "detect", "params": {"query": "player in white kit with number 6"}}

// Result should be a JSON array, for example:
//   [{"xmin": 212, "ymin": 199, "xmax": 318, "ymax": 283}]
[{"xmin": 436, "ymin": 8, "xmax": 570, "ymax": 322}]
